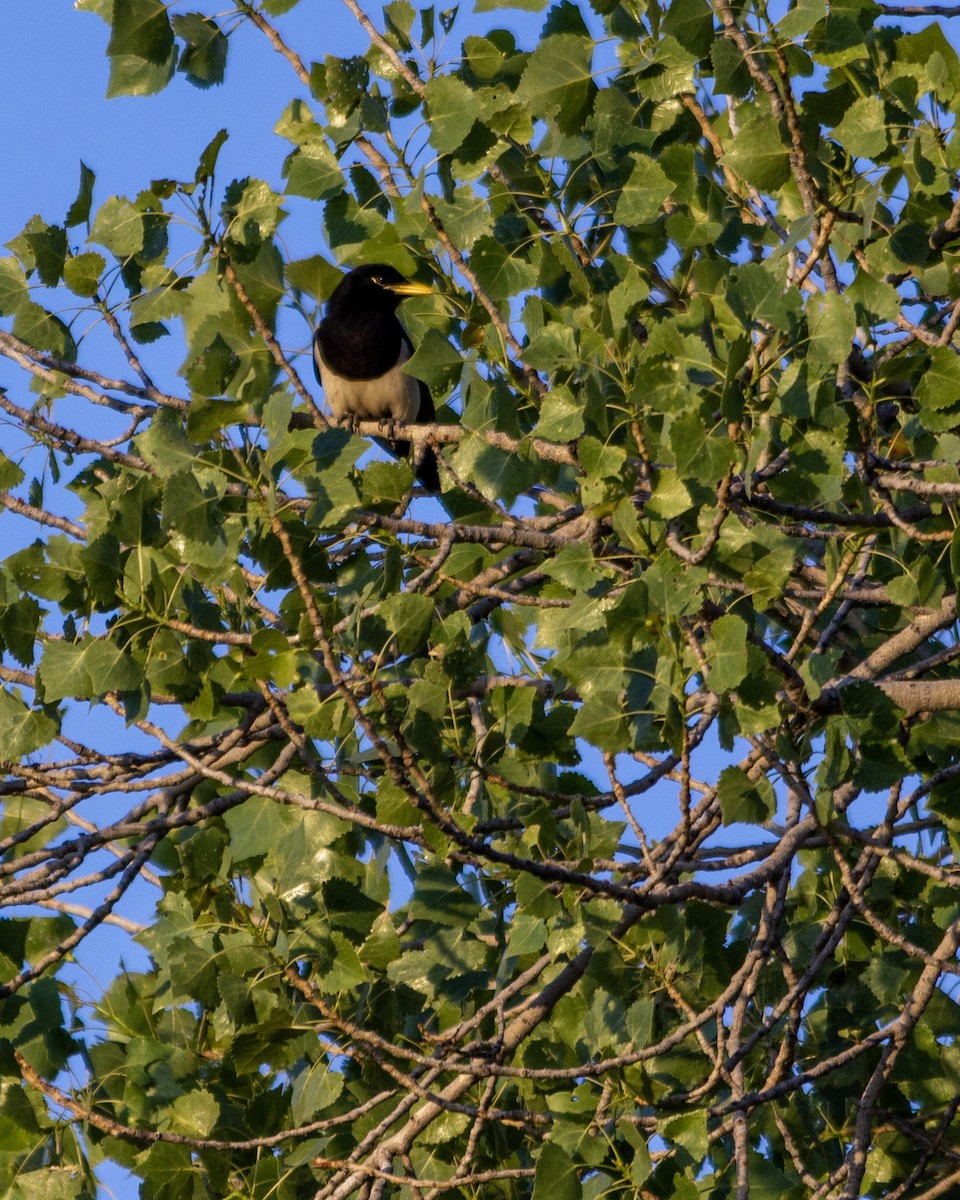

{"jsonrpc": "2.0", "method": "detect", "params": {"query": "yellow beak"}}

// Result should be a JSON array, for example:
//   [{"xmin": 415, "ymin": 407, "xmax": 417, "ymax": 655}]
[{"xmin": 383, "ymin": 280, "xmax": 433, "ymax": 298}]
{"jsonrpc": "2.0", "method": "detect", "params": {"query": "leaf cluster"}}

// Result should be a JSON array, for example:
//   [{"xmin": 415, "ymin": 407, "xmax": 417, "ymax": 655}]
[{"xmin": 4, "ymin": 1, "xmax": 960, "ymax": 1198}]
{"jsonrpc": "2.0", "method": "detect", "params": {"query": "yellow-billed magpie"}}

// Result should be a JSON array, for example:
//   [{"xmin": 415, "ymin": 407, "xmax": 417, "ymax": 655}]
[{"xmin": 313, "ymin": 263, "xmax": 441, "ymax": 493}]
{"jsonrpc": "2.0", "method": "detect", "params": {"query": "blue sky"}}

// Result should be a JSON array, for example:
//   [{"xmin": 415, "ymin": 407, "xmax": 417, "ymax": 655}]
[
  {"xmin": 0, "ymin": 3, "xmax": 548, "ymax": 250},
  {"xmin": 2, "ymin": 3, "xmax": 363, "ymax": 241}
]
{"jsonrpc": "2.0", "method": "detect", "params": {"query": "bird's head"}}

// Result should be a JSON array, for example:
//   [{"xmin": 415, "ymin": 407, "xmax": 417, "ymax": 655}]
[{"xmin": 327, "ymin": 263, "xmax": 433, "ymax": 315}]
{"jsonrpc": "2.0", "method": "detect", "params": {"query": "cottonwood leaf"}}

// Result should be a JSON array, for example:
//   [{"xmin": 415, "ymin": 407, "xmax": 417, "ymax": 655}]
[{"xmin": 0, "ymin": 691, "xmax": 58, "ymax": 757}]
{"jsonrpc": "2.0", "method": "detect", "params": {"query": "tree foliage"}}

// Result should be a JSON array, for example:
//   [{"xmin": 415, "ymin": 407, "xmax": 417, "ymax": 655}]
[{"xmin": 4, "ymin": 0, "xmax": 960, "ymax": 1197}]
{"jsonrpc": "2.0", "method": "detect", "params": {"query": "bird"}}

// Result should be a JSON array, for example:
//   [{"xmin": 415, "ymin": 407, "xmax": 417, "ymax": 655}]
[{"xmin": 313, "ymin": 263, "xmax": 442, "ymax": 493}]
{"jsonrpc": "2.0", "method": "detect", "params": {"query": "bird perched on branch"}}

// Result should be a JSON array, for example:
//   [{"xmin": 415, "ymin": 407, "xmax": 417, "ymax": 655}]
[{"xmin": 313, "ymin": 263, "xmax": 442, "ymax": 493}]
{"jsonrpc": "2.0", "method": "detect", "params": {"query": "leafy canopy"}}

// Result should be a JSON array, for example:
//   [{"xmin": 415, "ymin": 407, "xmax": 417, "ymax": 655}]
[{"xmin": 3, "ymin": 1, "xmax": 960, "ymax": 1198}]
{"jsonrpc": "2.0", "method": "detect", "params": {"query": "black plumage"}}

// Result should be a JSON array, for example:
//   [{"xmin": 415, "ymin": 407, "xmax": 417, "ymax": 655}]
[{"xmin": 313, "ymin": 264, "xmax": 441, "ymax": 493}]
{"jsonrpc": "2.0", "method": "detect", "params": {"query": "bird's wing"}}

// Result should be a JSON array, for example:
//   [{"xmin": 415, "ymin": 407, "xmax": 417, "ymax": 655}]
[{"xmin": 312, "ymin": 328, "xmax": 324, "ymax": 387}]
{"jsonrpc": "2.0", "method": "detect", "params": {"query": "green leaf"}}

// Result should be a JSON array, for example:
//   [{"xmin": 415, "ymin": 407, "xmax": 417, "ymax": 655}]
[
  {"xmin": 40, "ymin": 636, "xmax": 143, "ymax": 702},
  {"xmin": 579, "ymin": 437, "xmax": 627, "ymax": 481},
  {"xmin": 91, "ymin": 638, "xmax": 145, "ymax": 696},
  {"xmin": 846, "ymin": 267, "xmax": 902, "ymax": 324},
  {"xmin": 137, "ymin": 407, "xmax": 198, "ymax": 474},
  {"xmin": 0, "ymin": 596, "xmax": 41, "ymax": 666},
  {"xmin": 894, "ymin": 23, "xmax": 960, "ymax": 98},
  {"xmin": 523, "ymin": 319, "xmax": 578, "ymax": 372},
  {"xmin": 469, "ymin": 235, "xmax": 539, "ymax": 302},
  {"xmin": 670, "ymin": 412, "xmax": 737, "ymax": 485},
  {"xmin": 729, "ymin": 260, "xmax": 802, "ymax": 331},
  {"xmin": 408, "ymin": 862, "xmax": 483, "ymax": 927},
  {"xmin": 186, "ymin": 395, "xmax": 243, "ymax": 441},
  {"xmin": 517, "ymin": 33, "xmax": 596, "ymax": 136},
  {"xmin": 534, "ymin": 386, "xmax": 585, "ymax": 442},
  {"xmin": 319, "ymin": 931, "xmax": 369, "ymax": 990},
  {"xmin": 663, "ymin": 1110, "xmax": 710, "ymax": 1166},
  {"xmin": 106, "ymin": 0, "xmax": 177, "ymax": 96},
  {"xmin": 132, "ymin": 1144, "xmax": 195, "ymax": 1197},
  {"xmin": 161, "ymin": 471, "xmax": 221, "ymax": 544},
  {"xmin": 0, "ymin": 257, "xmax": 28, "ymax": 315},
  {"xmin": 166, "ymin": 1088, "xmax": 219, "ymax": 1137},
  {"xmin": 0, "ymin": 691, "xmax": 58, "ymax": 757},
  {"xmin": 284, "ymin": 142, "xmax": 344, "ymax": 200},
  {"xmin": 705, "ymin": 614, "xmax": 748, "ymax": 694},
  {"xmin": 432, "ymin": 186, "xmax": 493, "ymax": 249},
  {"xmin": 614, "ymin": 154, "xmax": 676, "ymax": 227},
  {"xmin": 724, "ymin": 107, "xmax": 791, "ymax": 190},
  {"xmin": 184, "ymin": 334, "xmax": 240, "ymax": 396},
  {"xmin": 646, "ymin": 471, "xmax": 693, "ymax": 520},
  {"xmin": 196, "ymin": 128, "xmax": 229, "ymax": 183},
  {"xmin": 712, "ymin": 35, "xmax": 752, "ymax": 96},
  {"xmin": 14, "ymin": 303, "xmax": 76, "ymax": 361},
  {"xmin": 291, "ymin": 1060, "xmax": 345, "ymax": 1124},
  {"xmin": 384, "ymin": 0, "xmax": 415, "ymax": 45},
  {"xmin": 75, "ymin": 0, "xmax": 112, "ymax": 20},
  {"xmin": 532, "ymin": 1142, "xmax": 582, "ymax": 1200},
  {"xmin": 382, "ymin": 592, "xmax": 436, "ymax": 654},
  {"xmin": 662, "ymin": 0, "xmax": 715, "ymax": 57},
  {"xmin": 286, "ymin": 253, "xmax": 342, "ymax": 300},
  {"xmin": 63, "ymin": 252, "xmax": 105, "ymax": 298},
  {"xmin": 777, "ymin": 0, "xmax": 826, "ymax": 38},
  {"xmin": 508, "ymin": 912, "xmax": 549, "ymax": 956},
  {"xmin": 831, "ymin": 96, "xmax": 889, "ymax": 159},
  {"xmin": 90, "ymin": 195, "xmax": 145, "ymax": 258},
  {"xmin": 108, "ymin": 0, "xmax": 175, "ymax": 62},
  {"xmin": 25, "ymin": 223, "xmax": 67, "ymax": 287},
  {"xmin": 0, "ymin": 1085, "xmax": 42, "ymax": 1151},
  {"xmin": 323, "ymin": 54, "xmax": 369, "ymax": 124},
  {"xmin": 425, "ymin": 75, "xmax": 487, "ymax": 155},
  {"xmin": 916, "ymin": 346, "xmax": 960, "ymax": 414},
  {"xmin": 223, "ymin": 795, "xmax": 298, "ymax": 862},
  {"xmin": 173, "ymin": 13, "xmax": 228, "ymax": 88},
  {"xmin": 403, "ymin": 327, "xmax": 462, "ymax": 390},
  {"xmin": 805, "ymin": 292, "xmax": 858, "ymax": 369},
  {"xmin": 717, "ymin": 765, "xmax": 777, "ymax": 825},
  {"xmin": 38, "ymin": 641, "xmax": 95, "ymax": 703},
  {"xmin": 449, "ymin": 430, "xmax": 535, "ymax": 503},
  {"xmin": 221, "ymin": 177, "xmax": 283, "ymax": 248},
  {"xmin": 306, "ymin": 428, "xmax": 363, "ymax": 526}
]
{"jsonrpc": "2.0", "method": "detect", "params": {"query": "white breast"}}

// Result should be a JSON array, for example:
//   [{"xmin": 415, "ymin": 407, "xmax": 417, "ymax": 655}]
[{"xmin": 316, "ymin": 341, "xmax": 421, "ymax": 423}]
